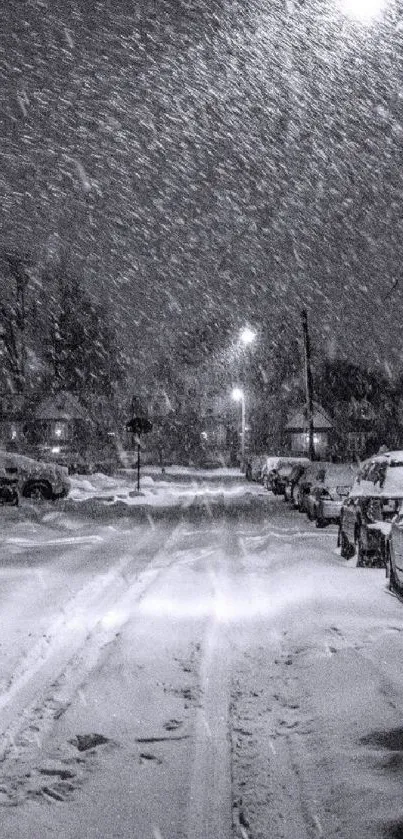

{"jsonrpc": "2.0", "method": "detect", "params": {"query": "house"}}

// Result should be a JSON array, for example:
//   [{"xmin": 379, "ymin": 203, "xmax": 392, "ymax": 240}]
[
  {"xmin": 24, "ymin": 391, "xmax": 94, "ymax": 463},
  {"xmin": 0, "ymin": 394, "xmax": 25, "ymax": 448},
  {"xmin": 343, "ymin": 399, "xmax": 378, "ymax": 459},
  {"xmin": 285, "ymin": 403, "xmax": 333, "ymax": 458}
]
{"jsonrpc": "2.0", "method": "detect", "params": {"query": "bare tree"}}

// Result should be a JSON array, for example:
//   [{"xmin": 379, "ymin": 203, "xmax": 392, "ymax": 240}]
[{"xmin": 0, "ymin": 250, "xmax": 30, "ymax": 394}]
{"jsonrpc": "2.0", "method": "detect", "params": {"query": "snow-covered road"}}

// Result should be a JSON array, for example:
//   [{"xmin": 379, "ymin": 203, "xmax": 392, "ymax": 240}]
[{"xmin": 1, "ymin": 481, "xmax": 403, "ymax": 839}]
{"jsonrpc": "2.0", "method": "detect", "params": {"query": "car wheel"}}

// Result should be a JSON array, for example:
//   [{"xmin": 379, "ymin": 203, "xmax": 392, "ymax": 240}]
[
  {"xmin": 386, "ymin": 546, "xmax": 398, "ymax": 591},
  {"xmin": 340, "ymin": 530, "xmax": 350, "ymax": 558},
  {"xmin": 385, "ymin": 546, "xmax": 392, "ymax": 584},
  {"xmin": 356, "ymin": 537, "xmax": 366, "ymax": 567},
  {"xmin": 23, "ymin": 480, "xmax": 53, "ymax": 501},
  {"xmin": 0, "ymin": 486, "xmax": 19, "ymax": 506},
  {"xmin": 10, "ymin": 489, "xmax": 19, "ymax": 507},
  {"xmin": 389, "ymin": 561, "xmax": 398, "ymax": 591},
  {"xmin": 316, "ymin": 515, "xmax": 326, "ymax": 529},
  {"xmin": 377, "ymin": 537, "xmax": 387, "ymax": 569}
]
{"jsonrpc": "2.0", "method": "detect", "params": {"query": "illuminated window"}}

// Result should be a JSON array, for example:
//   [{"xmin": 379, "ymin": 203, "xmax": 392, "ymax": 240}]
[{"xmin": 53, "ymin": 422, "xmax": 66, "ymax": 439}]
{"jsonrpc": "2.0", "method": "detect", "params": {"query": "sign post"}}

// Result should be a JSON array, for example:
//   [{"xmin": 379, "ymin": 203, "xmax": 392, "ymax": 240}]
[
  {"xmin": 125, "ymin": 417, "xmax": 153, "ymax": 491},
  {"xmin": 301, "ymin": 309, "xmax": 315, "ymax": 461}
]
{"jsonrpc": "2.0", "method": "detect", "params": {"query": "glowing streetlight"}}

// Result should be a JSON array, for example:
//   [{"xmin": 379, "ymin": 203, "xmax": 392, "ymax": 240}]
[
  {"xmin": 239, "ymin": 327, "xmax": 256, "ymax": 346},
  {"xmin": 232, "ymin": 387, "xmax": 246, "ymax": 465},
  {"xmin": 232, "ymin": 387, "xmax": 244, "ymax": 402},
  {"xmin": 339, "ymin": 0, "xmax": 387, "ymax": 22}
]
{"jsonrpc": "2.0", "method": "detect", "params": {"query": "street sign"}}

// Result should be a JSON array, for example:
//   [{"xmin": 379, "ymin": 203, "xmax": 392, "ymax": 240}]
[
  {"xmin": 125, "ymin": 417, "xmax": 153, "ymax": 435},
  {"xmin": 125, "ymin": 417, "xmax": 153, "ymax": 491}
]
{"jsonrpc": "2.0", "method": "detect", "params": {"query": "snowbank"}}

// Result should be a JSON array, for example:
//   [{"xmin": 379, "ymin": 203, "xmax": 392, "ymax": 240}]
[{"xmin": 67, "ymin": 469, "xmax": 256, "ymax": 513}]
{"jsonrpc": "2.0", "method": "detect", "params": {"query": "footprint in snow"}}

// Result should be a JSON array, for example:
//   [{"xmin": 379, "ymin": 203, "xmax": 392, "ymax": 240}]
[
  {"xmin": 140, "ymin": 752, "xmax": 162, "ymax": 764},
  {"xmin": 163, "ymin": 719, "xmax": 183, "ymax": 731}
]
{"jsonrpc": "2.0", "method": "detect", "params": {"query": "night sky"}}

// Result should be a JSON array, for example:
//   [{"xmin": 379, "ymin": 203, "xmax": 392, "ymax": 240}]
[{"xmin": 2, "ymin": 0, "xmax": 403, "ymax": 379}]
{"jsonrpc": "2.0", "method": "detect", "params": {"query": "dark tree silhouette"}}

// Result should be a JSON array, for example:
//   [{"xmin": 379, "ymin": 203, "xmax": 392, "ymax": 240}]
[{"xmin": 0, "ymin": 250, "xmax": 31, "ymax": 394}]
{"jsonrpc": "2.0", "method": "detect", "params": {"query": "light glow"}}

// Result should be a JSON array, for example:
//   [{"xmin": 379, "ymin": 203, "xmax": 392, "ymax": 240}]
[
  {"xmin": 339, "ymin": 0, "xmax": 387, "ymax": 22},
  {"xmin": 101, "ymin": 608, "xmax": 126, "ymax": 629},
  {"xmin": 232, "ymin": 387, "xmax": 244, "ymax": 402},
  {"xmin": 305, "ymin": 433, "xmax": 320, "ymax": 445},
  {"xmin": 239, "ymin": 327, "xmax": 256, "ymax": 345}
]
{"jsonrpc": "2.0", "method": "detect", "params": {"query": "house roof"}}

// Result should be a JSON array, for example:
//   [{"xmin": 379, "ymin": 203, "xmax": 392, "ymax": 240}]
[
  {"xmin": 286, "ymin": 402, "xmax": 333, "ymax": 431},
  {"xmin": 34, "ymin": 391, "xmax": 91, "ymax": 422}
]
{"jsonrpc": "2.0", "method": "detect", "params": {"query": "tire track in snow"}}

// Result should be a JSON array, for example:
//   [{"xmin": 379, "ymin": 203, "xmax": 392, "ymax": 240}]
[
  {"xmin": 227, "ymin": 521, "xmax": 329, "ymax": 839},
  {"xmin": 0, "ymin": 520, "xmax": 188, "ymax": 763},
  {"xmin": 186, "ymin": 522, "xmax": 250, "ymax": 839},
  {"xmin": 187, "ymin": 609, "xmax": 232, "ymax": 839}
]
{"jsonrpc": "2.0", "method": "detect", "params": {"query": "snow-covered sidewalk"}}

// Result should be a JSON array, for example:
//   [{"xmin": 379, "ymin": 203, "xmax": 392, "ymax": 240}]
[
  {"xmin": 61, "ymin": 469, "xmax": 267, "ymax": 519},
  {"xmin": 68, "ymin": 467, "xmax": 247, "ymax": 504}
]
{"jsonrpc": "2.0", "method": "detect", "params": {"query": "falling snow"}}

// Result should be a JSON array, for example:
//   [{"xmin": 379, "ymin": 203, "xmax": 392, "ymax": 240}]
[{"xmin": 1, "ymin": 0, "xmax": 403, "ymax": 375}]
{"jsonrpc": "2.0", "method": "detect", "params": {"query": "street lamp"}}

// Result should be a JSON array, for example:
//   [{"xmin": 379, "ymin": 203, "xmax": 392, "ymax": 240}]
[
  {"xmin": 339, "ymin": 0, "xmax": 387, "ymax": 21},
  {"xmin": 232, "ymin": 387, "xmax": 246, "ymax": 465},
  {"xmin": 239, "ymin": 327, "xmax": 256, "ymax": 346}
]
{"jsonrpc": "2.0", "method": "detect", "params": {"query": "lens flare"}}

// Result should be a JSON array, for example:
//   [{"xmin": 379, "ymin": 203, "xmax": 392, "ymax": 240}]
[{"xmin": 339, "ymin": 0, "xmax": 387, "ymax": 22}]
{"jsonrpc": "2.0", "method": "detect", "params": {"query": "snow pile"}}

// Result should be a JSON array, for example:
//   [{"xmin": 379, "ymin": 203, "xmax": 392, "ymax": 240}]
[{"xmin": 67, "ymin": 468, "xmax": 252, "ymax": 511}]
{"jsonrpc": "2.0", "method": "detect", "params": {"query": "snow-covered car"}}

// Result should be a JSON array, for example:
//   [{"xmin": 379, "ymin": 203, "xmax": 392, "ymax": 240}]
[
  {"xmin": 305, "ymin": 463, "xmax": 356, "ymax": 527},
  {"xmin": 0, "ymin": 475, "xmax": 19, "ymax": 506},
  {"xmin": 0, "ymin": 450, "xmax": 71, "ymax": 501},
  {"xmin": 338, "ymin": 451, "xmax": 403, "ymax": 566},
  {"xmin": 293, "ymin": 462, "xmax": 329, "ymax": 513},
  {"xmin": 264, "ymin": 457, "xmax": 310, "ymax": 494},
  {"xmin": 260, "ymin": 456, "xmax": 281, "ymax": 487},
  {"xmin": 284, "ymin": 462, "xmax": 310, "ymax": 503},
  {"xmin": 246, "ymin": 455, "xmax": 267, "ymax": 482}
]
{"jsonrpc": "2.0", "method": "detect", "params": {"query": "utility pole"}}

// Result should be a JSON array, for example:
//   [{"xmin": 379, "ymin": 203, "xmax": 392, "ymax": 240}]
[{"xmin": 301, "ymin": 308, "xmax": 315, "ymax": 461}]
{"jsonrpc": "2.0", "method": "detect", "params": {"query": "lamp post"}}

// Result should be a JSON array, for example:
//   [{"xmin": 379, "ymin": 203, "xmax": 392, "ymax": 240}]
[
  {"xmin": 232, "ymin": 387, "xmax": 246, "ymax": 466},
  {"xmin": 230, "ymin": 329, "xmax": 255, "ymax": 468},
  {"xmin": 239, "ymin": 327, "xmax": 256, "ymax": 346},
  {"xmin": 339, "ymin": 0, "xmax": 386, "ymax": 21}
]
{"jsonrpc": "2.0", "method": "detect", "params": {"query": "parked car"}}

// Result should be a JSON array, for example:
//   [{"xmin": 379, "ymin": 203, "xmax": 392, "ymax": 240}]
[
  {"xmin": 0, "ymin": 450, "xmax": 71, "ymax": 501},
  {"xmin": 246, "ymin": 455, "xmax": 267, "ymax": 483},
  {"xmin": 284, "ymin": 462, "xmax": 310, "ymax": 503},
  {"xmin": 0, "ymin": 474, "xmax": 19, "ymax": 506},
  {"xmin": 305, "ymin": 463, "xmax": 356, "ymax": 527},
  {"xmin": 386, "ymin": 506, "xmax": 403, "ymax": 595},
  {"xmin": 338, "ymin": 451, "xmax": 403, "ymax": 566},
  {"xmin": 264, "ymin": 457, "xmax": 310, "ymax": 494},
  {"xmin": 293, "ymin": 462, "xmax": 329, "ymax": 513},
  {"xmin": 261, "ymin": 456, "xmax": 281, "ymax": 487}
]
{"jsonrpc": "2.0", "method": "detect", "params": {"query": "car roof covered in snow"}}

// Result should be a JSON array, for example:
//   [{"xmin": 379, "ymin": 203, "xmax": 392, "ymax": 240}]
[
  {"xmin": 310, "ymin": 463, "xmax": 357, "ymax": 489},
  {"xmin": 359, "ymin": 450, "xmax": 403, "ymax": 467},
  {"xmin": 265, "ymin": 456, "xmax": 310, "ymax": 471},
  {"xmin": 0, "ymin": 449, "xmax": 61, "ymax": 475},
  {"xmin": 350, "ymin": 452, "xmax": 403, "ymax": 498},
  {"xmin": 276, "ymin": 458, "xmax": 311, "ymax": 476}
]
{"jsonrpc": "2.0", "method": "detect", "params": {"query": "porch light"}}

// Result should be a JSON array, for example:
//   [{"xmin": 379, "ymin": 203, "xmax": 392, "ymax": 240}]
[{"xmin": 305, "ymin": 432, "xmax": 320, "ymax": 445}]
